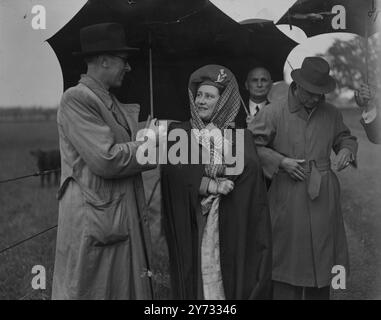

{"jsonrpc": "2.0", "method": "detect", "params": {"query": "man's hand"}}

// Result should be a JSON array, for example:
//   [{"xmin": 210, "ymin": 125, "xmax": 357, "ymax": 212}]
[
  {"xmin": 335, "ymin": 148, "xmax": 353, "ymax": 172},
  {"xmin": 280, "ymin": 158, "xmax": 306, "ymax": 181},
  {"xmin": 355, "ymin": 83, "xmax": 374, "ymax": 109},
  {"xmin": 136, "ymin": 118, "xmax": 167, "ymax": 147},
  {"xmin": 246, "ymin": 115, "xmax": 255, "ymax": 126}
]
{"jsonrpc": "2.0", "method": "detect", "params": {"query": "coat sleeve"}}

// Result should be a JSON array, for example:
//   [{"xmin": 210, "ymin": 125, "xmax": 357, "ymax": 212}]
[
  {"xmin": 245, "ymin": 132, "xmax": 272, "ymax": 300},
  {"xmin": 361, "ymin": 109, "xmax": 381, "ymax": 144},
  {"xmin": 332, "ymin": 109, "xmax": 358, "ymax": 160},
  {"xmin": 220, "ymin": 130, "xmax": 272, "ymax": 299},
  {"xmin": 58, "ymin": 88, "xmax": 155, "ymax": 179},
  {"xmin": 248, "ymin": 106, "xmax": 285, "ymax": 179}
]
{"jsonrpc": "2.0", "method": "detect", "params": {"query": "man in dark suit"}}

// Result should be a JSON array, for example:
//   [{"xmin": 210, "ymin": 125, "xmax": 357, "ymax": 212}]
[
  {"xmin": 245, "ymin": 66, "xmax": 273, "ymax": 126},
  {"xmin": 234, "ymin": 66, "xmax": 273, "ymax": 129},
  {"xmin": 355, "ymin": 82, "xmax": 380, "ymax": 144}
]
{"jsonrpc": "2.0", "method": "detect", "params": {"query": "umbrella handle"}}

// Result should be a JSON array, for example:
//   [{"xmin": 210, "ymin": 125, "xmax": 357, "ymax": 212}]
[
  {"xmin": 239, "ymin": 96, "xmax": 250, "ymax": 116},
  {"xmin": 364, "ymin": 16, "xmax": 369, "ymax": 85},
  {"xmin": 368, "ymin": 0, "xmax": 376, "ymax": 18}
]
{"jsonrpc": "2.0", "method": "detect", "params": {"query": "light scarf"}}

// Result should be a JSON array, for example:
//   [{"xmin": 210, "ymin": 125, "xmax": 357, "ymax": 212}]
[
  {"xmin": 188, "ymin": 74, "xmax": 241, "ymax": 300},
  {"xmin": 189, "ymin": 76, "xmax": 241, "ymax": 178}
]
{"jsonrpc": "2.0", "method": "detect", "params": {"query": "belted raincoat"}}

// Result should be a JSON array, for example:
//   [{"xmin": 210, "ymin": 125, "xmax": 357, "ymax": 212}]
[{"xmin": 249, "ymin": 83, "xmax": 358, "ymax": 287}]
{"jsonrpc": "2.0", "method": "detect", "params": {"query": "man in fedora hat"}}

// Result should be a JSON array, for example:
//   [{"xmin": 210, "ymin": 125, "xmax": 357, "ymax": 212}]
[
  {"xmin": 249, "ymin": 57, "xmax": 358, "ymax": 300},
  {"xmin": 52, "ymin": 22, "xmax": 165, "ymax": 300}
]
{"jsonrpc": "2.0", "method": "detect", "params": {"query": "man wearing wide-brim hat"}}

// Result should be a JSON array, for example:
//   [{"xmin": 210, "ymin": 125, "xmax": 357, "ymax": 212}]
[
  {"xmin": 249, "ymin": 57, "xmax": 358, "ymax": 299},
  {"xmin": 52, "ymin": 23, "xmax": 164, "ymax": 300}
]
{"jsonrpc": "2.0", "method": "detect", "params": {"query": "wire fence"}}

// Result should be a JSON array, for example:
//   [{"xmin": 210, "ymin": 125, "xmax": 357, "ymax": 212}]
[
  {"xmin": 0, "ymin": 169, "xmax": 61, "ymax": 257},
  {"xmin": 0, "ymin": 225, "xmax": 58, "ymax": 255},
  {"xmin": 0, "ymin": 168, "xmax": 160, "ymax": 256},
  {"xmin": 0, "ymin": 167, "xmax": 160, "ymax": 299},
  {"xmin": 0, "ymin": 169, "xmax": 61, "ymax": 184}
]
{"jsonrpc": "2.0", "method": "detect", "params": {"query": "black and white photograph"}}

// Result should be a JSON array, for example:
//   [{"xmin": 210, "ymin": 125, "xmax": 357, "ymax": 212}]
[{"xmin": 0, "ymin": 0, "xmax": 380, "ymax": 302}]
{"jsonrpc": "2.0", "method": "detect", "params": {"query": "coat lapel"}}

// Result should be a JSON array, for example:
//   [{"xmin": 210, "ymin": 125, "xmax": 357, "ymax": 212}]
[
  {"xmin": 117, "ymin": 102, "xmax": 140, "ymax": 140},
  {"xmin": 79, "ymin": 75, "xmax": 138, "ymax": 142}
]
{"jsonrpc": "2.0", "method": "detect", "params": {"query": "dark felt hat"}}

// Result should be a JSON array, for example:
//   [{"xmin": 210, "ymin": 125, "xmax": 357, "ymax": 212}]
[
  {"xmin": 189, "ymin": 65, "xmax": 234, "ymax": 96},
  {"xmin": 291, "ymin": 57, "xmax": 336, "ymax": 94},
  {"xmin": 73, "ymin": 23, "xmax": 139, "ymax": 56}
]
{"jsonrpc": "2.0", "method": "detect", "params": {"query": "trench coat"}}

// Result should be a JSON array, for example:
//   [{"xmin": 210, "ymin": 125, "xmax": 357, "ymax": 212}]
[
  {"xmin": 52, "ymin": 75, "xmax": 154, "ymax": 299},
  {"xmin": 361, "ymin": 109, "xmax": 381, "ymax": 144},
  {"xmin": 161, "ymin": 122, "xmax": 272, "ymax": 299},
  {"xmin": 249, "ymin": 83, "xmax": 358, "ymax": 288}
]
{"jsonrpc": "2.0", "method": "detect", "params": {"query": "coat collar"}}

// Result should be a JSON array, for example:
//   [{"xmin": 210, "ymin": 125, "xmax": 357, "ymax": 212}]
[
  {"xmin": 288, "ymin": 82, "xmax": 325, "ymax": 114},
  {"xmin": 249, "ymin": 98, "xmax": 270, "ymax": 108},
  {"xmin": 78, "ymin": 74, "xmax": 138, "ymax": 140},
  {"xmin": 79, "ymin": 74, "xmax": 113, "ymax": 110},
  {"xmin": 288, "ymin": 82, "xmax": 325, "ymax": 122},
  {"xmin": 288, "ymin": 82, "xmax": 304, "ymax": 113}
]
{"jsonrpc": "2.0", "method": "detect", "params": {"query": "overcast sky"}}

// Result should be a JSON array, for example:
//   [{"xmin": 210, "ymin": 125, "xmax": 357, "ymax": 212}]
[
  {"xmin": 0, "ymin": 0, "xmax": 86, "ymax": 108},
  {"xmin": 0, "ymin": 0, "xmax": 364, "ymax": 107}
]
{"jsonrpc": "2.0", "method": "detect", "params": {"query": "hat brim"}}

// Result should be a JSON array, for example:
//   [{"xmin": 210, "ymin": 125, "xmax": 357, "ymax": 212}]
[
  {"xmin": 291, "ymin": 69, "xmax": 336, "ymax": 94},
  {"xmin": 72, "ymin": 46, "xmax": 139, "ymax": 57}
]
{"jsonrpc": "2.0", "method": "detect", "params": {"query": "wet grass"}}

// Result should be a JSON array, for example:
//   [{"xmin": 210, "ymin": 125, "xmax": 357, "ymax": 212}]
[{"xmin": 1, "ymin": 108, "xmax": 381, "ymax": 299}]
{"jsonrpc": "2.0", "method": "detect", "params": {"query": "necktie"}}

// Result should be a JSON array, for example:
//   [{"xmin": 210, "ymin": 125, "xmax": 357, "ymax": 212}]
[{"xmin": 255, "ymin": 105, "xmax": 260, "ymax": 115}]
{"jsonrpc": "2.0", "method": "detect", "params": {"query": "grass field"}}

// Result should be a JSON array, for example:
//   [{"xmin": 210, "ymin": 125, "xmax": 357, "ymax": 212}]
[{"xmin": 1, "ymin": 108, "xmax": 381, "ymax": 300}]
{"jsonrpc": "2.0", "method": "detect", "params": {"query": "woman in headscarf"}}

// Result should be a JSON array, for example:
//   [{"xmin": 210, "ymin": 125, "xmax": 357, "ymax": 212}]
[{"xmin": 160, "ymin": 65, "xmax": 272, "ymax": 300}]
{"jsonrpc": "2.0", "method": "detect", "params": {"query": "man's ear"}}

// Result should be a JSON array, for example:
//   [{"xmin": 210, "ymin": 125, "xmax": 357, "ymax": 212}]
[{"xmin": 100, "ymin": 55, "xmax": 109, "ymax": 68}]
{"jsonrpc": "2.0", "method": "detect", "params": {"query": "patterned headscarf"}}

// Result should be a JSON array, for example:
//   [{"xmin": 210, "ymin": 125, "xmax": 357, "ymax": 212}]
[{"xmin": 188, "ymin": 65, "xmax": 241, "ymax": 178}]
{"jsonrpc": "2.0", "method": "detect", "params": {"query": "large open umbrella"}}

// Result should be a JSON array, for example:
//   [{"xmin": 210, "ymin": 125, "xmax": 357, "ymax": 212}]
[
  {"xmin": 277, "ymin": 0, "xmax": 379, "ymax": 38},
  {"xmin": 47, "ymin": 0, "xmax": 297, "ymax": 121},
  {"xmin": 46, "ymin": 0, "xmax": 298, "ymax": 256},
  {"xmin": 277, "ymin": 0, "xmax": 380, "ymax": 83}
]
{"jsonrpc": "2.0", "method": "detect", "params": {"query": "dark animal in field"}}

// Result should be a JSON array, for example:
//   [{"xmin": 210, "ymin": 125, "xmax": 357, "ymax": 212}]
[{"xmin": 30, "ymin": 149, "xmax": 61, "ymax": 187}]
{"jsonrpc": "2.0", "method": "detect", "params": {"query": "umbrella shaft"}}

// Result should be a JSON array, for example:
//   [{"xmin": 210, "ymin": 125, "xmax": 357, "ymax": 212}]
[
  {"xmin": 149, "ymin": 43, "xmax": 154, "ymax": 117},
  {"xmin": 364, "ymin": 17, "xmax": 369, "ymax": 84}
]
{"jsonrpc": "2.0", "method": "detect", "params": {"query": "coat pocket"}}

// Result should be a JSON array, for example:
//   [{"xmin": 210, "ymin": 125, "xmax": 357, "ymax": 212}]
[{"xmin": 84, "ymin": 192, "xmax": 129, "ymax": 247}]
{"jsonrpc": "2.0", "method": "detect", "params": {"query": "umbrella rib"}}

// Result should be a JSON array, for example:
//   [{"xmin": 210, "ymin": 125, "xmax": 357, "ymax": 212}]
[{"xmin": 141, "ymin": 2, "xmax": 209, "ymax": 26}]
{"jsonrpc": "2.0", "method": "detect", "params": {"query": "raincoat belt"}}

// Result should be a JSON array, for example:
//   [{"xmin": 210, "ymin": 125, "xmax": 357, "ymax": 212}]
[
  {"xmin": 279, "ymin": 159, "xmax": 331, "ymax": 200},
  {"xmin": 304, "ymin": 159, "xmax": 331, "ymax": 200}
]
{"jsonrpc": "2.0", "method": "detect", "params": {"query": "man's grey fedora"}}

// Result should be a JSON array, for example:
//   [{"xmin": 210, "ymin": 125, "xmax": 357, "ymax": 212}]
[
  {"xmin": 291, "ymin": 57, "xmax": 336, "ymax": 94},
  {"xmin": 73, "ymin": 23, "xmax": 138, "ymax": 56}
]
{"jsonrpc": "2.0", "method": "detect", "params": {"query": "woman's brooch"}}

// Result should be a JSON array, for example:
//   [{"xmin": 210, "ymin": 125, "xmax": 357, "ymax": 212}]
[{"xmin": 216, "ymin": 69, "xmax": 227, "ymax": 83}]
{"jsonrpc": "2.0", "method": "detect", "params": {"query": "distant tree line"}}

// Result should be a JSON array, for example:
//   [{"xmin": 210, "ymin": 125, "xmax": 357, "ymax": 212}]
[
  {"xmin": 322, "ymin": 34, "xmax": 380, "ymax": 93},
  {"xmin": 0, "ymin": 107, "xmax": 57, "ymax": 122}
]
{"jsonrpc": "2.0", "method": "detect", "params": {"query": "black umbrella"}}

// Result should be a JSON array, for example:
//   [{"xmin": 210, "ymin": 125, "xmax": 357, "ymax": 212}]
[
  {"xmin": 277, "ymin": 0, "xmax": 379, "ymax": 83},
  {"xmin": 277, "ymin": 0, "xmax": 379, "ymax": 37},
  {"xmin": 47, "ymin": 0, "xmax": 297, "ymax": 121}
]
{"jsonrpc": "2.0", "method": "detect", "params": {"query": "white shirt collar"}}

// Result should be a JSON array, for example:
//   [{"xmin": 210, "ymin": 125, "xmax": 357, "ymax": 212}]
[{"xmin": 249, "ymin": 99, "xmax": 268, "ymax": 116}]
